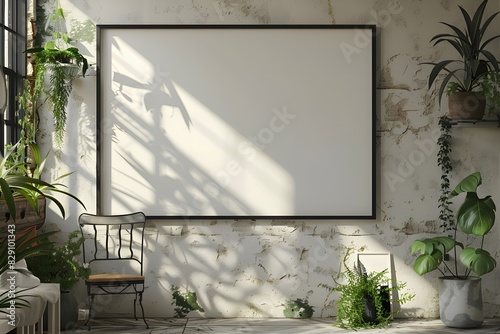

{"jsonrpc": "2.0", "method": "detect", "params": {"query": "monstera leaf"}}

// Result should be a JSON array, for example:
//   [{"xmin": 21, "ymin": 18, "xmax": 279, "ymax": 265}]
[
  {"xmin": 411, "ymin": 237, "xmax": 461, "ymax": 275},
  {"xmin": 449, "ymin": 172, "xmax": 496, "ymax": 236},
  {"xmin": 456, "ymin": 193, "xmax": 495, "ymax": 236},
  {"xmin": 460, "ymin": 247, "xmax": 497, "ymax": 276}
]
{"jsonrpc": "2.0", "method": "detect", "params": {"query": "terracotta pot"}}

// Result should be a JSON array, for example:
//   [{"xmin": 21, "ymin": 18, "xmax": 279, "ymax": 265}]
[
  {"xmin": 447, "ymin": 92, "xmax": 486, "ymax": 120},
  {"xmin": 0, "ymin": 197, "xmax": 46, "ymax": 242},
  {"xmin": 439, "ymin": 276, "xmax": 483, "ymax": 328}
]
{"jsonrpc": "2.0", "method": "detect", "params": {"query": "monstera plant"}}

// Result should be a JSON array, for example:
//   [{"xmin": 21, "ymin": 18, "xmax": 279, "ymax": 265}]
[
  {"xmin": 411, "ymin": 172, "xmax": 496, "ymax": 278},
  {"xmin": 411, "ymin": 172, "xmax": 496, "ymax": 328}
]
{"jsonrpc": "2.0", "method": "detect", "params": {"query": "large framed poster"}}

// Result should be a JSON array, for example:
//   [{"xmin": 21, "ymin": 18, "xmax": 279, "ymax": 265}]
[{"xmin": 97, "ymin": 24, "xmax": 376, "ymax": 219}]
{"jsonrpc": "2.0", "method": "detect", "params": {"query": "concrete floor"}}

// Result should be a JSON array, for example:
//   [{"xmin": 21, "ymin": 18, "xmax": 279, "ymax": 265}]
[{"xmin": 69, "ymin": 317, "xmax": 500, "ymax": 333}]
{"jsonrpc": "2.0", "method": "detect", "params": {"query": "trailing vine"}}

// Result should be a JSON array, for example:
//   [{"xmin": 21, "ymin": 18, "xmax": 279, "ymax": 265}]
[{"xmin": 437, "ymin": 115, "xmax": 454, "ymax": 232}]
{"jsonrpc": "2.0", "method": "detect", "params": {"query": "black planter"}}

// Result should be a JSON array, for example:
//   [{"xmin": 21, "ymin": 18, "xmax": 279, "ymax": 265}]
[
  {"xmin": 362, "ymin": 295, "xmax": 377, "ymax": 323},
  {"xmin": 362, "ymin": 285, "xmax": 391, "ymax": 325}
]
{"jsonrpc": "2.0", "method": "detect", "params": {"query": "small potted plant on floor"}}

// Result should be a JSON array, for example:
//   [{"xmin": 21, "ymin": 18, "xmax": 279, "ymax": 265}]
[
  {"xmin": 322, "ymin": 248, "xmax": 414, "ymax": 330},
  {"xmin": 423, "ymin": 0, "xmax": 500, "ymax": 120},
  {"xmin": 411, "ymin": 172, "xmax": 496, "ymax": 328}
]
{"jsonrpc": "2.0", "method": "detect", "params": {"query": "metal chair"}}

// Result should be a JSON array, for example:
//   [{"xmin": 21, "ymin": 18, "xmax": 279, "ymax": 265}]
[{"xmin": 79, "ymin": 212, "xmax": 148, "ymax": 330}]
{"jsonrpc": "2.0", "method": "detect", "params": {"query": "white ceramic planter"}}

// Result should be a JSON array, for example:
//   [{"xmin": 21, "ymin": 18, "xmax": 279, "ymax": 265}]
[{"xmin": 439, "ymin": 276, "xmax": 483, "ymax": 328}]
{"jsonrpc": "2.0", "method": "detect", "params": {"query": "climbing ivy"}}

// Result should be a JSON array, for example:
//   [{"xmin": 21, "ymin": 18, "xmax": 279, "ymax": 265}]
[{"xmin": 437, "ymin": 115, "xmax": 454, "ymax": 232}]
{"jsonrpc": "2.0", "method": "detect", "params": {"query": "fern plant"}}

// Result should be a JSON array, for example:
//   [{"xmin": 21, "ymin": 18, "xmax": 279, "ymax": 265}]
[{"xmin": 322, "ymin": 249, "xmax": 414, "ymax": 330}]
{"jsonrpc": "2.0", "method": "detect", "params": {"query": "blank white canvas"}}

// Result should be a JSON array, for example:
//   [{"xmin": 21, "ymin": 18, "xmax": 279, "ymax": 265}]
[{"xmin": 98, "ymin": 26, "xmax": 375, "ymax": 218}]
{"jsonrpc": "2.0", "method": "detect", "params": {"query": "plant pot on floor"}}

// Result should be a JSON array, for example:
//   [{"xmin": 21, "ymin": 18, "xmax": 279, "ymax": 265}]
[
  {"xmin": 447, "ymin": 92, "xmax": 486, "ymax": 120},
  {"xmin": 439, "ymin": 276, "xmax": 484, "ymax": 329}
]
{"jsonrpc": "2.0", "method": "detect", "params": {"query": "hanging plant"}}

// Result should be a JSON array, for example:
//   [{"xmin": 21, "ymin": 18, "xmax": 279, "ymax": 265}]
[{"xmin": 25, "ymin": 0, "xmax": 88, "ymax": 145}]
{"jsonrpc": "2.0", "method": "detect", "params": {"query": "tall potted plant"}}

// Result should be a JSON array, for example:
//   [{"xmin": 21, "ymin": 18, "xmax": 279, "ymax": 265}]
[
  {"xmin": 411, "ymin": 172, "xmax": 496, "ymax": 328},
  {"xmin": 424, "ymin": 0, "xmax": 500, "ymax": 120}
]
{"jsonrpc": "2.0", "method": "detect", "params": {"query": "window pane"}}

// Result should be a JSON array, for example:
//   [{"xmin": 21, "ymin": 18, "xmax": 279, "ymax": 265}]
[
  {"xmin": 6, "ymin": 0, "xmax": 12, "ymax": 29},
  {"xmin": 1, "ymin": 0, "xmax": 26, "ymax": 149}
]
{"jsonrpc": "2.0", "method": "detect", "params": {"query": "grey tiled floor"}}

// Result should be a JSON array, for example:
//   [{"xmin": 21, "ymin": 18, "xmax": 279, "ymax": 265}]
[{"xmin": 70, "ymin": 317, "xmax": 500, "ymax": 333}]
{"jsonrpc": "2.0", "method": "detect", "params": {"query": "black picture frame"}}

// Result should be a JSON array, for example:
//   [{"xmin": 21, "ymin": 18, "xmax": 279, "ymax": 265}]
[{"xmin": 97, "ymin": 24, "xmax": 377, "ymax": 220}]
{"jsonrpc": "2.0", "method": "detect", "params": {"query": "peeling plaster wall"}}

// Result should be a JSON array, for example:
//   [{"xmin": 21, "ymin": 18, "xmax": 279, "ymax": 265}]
[{"xmin": 38, "ymin": 0, "xmax": 500, "ymax": 318}]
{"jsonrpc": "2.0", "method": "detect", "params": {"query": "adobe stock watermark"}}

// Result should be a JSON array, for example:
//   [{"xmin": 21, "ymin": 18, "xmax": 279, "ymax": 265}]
[
  {"xmin": 4, "ymin": 224, "xmax": 18, "ymax": 327},
  {"xmin": 191, "ymin": 106, "xmax": 297, "ymax": 211},
  {"xmin": 340, "ymin": 1, "xmax": 404, "ymax": 63},
  {"xmin": 384, "ymin": 128, "xmax": 441, "ymax": 192}
]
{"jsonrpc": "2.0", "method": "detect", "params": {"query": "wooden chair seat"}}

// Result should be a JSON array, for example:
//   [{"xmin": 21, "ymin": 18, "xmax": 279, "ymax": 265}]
[{"xmin": 86, "ymin": 273, "xmax": 145, "ymax": 283}]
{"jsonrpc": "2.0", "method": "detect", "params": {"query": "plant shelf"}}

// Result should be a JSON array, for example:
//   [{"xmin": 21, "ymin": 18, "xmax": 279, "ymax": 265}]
[{"xmin": 449, "ymin": 119, "xmax": 500, "ymax": 128}]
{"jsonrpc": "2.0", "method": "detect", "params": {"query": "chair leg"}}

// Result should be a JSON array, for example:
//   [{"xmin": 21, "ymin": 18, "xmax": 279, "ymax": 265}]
[
  {"xmin": 86, "ymin": 292, "xmax": 95, "ymax": 331},
  {"xmin": 133, "ymin": 291, "xmax": 138, "ymax": 320},
  {"xmin": 138, "ymin": 291, "xmax": 149, "ymax": 329}
]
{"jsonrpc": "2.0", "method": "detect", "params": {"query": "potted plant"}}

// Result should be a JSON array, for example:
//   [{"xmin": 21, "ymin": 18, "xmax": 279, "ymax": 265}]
[
  {"xmin": 0, "ymin": 144, "xmax": 62, "ymax": 309},
  {"xmin": 411, "ymin": 172, "xmax": 496, "ymax": 328},
  {"xmin": 1, "ymin": 142, "xmax": 85, "ymax": 226},
  {"xmin": 26, "ymin": 230, "xmax": 91, "ymax": 330},
  {"xmin": 322, "ymin": 249, "xmax": 414, "ymax": 330},
  {"xmin": 424, "ymin": 0, "xmax": 500, "ymax": 120},
  {"xmin": 25, "ymin": 0, "xmax": 88, "ymax": 145}
]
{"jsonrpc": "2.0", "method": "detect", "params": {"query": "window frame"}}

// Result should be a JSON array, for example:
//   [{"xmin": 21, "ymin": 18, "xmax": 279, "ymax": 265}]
[{"xmin": 1, "ymin": 0, "xmax": 27, "ymax": 151}]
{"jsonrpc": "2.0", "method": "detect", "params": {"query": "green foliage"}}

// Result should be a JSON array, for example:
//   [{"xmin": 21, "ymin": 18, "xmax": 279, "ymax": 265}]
[
  {"xmin": 171, "ymin": 286, "xmax": 205, "ymax": 318},
  {"xmin": 411, "ymin": 172, "xmax": 496, "ymax": 278},
  {"xmin": 0, "ymin": 289, "xmax": 31, "ymax": 310},
  {"xmin": 26, "ymin": 230, "xmax": 91, "ymax": 291},
  {"xmin": 282, "ymin": 298, "xmax": 314, "ymax": 318},
  {"xmin": 5, "ymin": 79, "xmax": 42, "ymax": 175},
  {"xmin": 437, "ymin": 116, "xmax": 454, "ymax": 232},
  {"xmin": 1, "ymin": 142, "xmax": 85, "ymax": 219},
  {"xmin": 16, "ymin": 79, "xmax": 40, "ymax": 147},
  {"xmin": 481, "ymin": 71, "xmax": 500, "ymax": 118},
  {"xmin": 422, "ymin": 0, "xmax": 500, "ymax": 104},
  {"xmin": 322, "ymin": 249, "xmax": 414, "ymax": 330},
  {"xmin": 26, "ymin": 0, "xmax": 88, "ymax": 145},
  {"xmin": 0, "ymin": 226, "xmax": 55, "ymax": 276},
  {"xmin": 1, "ymin": 144, "xmax": 60, "ymax": 217}
]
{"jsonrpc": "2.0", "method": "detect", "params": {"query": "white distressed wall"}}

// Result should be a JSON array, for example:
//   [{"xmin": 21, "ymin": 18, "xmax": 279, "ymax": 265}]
[{"xmin": 38, "ymin": 0, "xmax": 500, "ymax": 318}]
